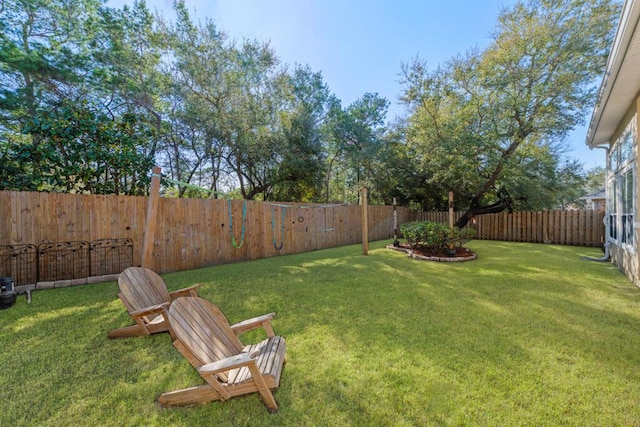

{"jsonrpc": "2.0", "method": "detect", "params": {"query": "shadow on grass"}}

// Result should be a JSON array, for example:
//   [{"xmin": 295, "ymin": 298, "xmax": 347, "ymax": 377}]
[{"xmin": 185, "ymin": 240, "xmax": 640, "ymax": 424}]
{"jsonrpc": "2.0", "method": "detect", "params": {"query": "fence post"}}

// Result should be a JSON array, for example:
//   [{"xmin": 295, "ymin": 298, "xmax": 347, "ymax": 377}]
[
  {"xmin": 393, "ymin": 197, "xmax": 400, "ymax": 246},
  {"xmin": 362, "ymin": 187, "xmax": 369, "ymax": 255},
  {"xmin": 141, "ymin": 166, "xmax": 161, "ymax": 269},
  {"xmin": 449, "ymin": 190, "xmax": 454, "ymax": 230}
]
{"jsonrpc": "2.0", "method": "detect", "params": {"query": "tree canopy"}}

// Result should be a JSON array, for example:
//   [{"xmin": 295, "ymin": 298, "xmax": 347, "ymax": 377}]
[
  {"xmin": 0, "ymin": 0, "xmax": 620, "ymax": 212},
  {"xmin": 399, "ymin": 0, "xmax": 619, "ymax": 225}
]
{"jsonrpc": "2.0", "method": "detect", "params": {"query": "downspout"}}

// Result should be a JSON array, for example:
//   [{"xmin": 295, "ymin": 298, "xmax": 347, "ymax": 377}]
[
  {"xmin": 582, "ymin": 145, "xmax": 611, "ymax": 262},
  {"xmin": 583, "ymin": 232, "xmax": 611, "ymax": 262}
]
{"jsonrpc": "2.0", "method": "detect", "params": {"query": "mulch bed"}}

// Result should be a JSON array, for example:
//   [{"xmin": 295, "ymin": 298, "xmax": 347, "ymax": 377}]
[{"xmin": 386, "ymin": 243, "xmax": 477, "ymax": 262}]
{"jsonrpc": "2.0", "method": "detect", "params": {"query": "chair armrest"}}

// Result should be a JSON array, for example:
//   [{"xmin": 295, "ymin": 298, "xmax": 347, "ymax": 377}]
[
  {"xmin": 230, "ymin": 313, "xmax": 276, "ymax": 336},
  {"xmin": 129, "ymin": 302, "xmax": 170, "ymax": 319},
  {"xmin": 199, "ymin": 350, "xmax": 259, "ymax": 374},
  {"xmin": 168, "ymin": 284, "xmax": 201, "ymax": 299}
]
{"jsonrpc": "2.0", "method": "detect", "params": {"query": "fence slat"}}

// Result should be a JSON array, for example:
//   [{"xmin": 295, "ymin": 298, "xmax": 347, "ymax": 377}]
[
  {"xmin": 0, "ymin": 191, "xmax": 412, "ymax": 275},
  {"xmin": 0, "ymin": 190, "xmax": 606, "ymax": 277},
  {"xmin": 419, "ymin": 210, "xmax": 604, "ymax": 247}
]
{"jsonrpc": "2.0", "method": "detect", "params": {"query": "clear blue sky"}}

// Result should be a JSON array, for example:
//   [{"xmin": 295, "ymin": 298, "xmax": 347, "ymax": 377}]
[{"xmin": 109, "ymin": 0, "xmax": 606, "ymax": 169}]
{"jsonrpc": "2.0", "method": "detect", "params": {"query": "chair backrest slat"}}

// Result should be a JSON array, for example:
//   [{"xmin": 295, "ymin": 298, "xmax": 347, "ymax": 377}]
[
  {"xmin": 169, "ymin": 297, "xmax": 244, "ymax": 380},
  {"xmin": 118, "ymin": 267, "xmax": 171, "ymax": 313}
]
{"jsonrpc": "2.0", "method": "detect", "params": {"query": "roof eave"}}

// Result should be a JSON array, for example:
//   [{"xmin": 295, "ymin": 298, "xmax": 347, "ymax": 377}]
[{"xmin": 586, "ymin": 0, "xmax": 640, "ymax": 149}]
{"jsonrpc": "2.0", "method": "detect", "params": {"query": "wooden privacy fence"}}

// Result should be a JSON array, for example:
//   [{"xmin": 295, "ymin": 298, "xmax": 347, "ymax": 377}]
[
  {"xmin": 0, "ymin": 190, "xmax": 605, "ymax": 286},
  {"xmin": 416, "ymin": 210, "xmax": 605, "ymax": 247},
  {"xmin": 0, "ymin": 191, "xmax": 411, "ymax": 282}
]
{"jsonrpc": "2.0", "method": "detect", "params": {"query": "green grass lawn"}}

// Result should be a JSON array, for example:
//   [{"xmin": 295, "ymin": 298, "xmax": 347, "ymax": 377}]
[{"xmin": 2, "ymin": 240, "xmax": 640, "ymax": 426}]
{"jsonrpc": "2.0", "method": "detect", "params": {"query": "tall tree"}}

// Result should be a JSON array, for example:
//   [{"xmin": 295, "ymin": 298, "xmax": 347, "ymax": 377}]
[
  {"xmin": 92, "ymin": 1, "xmax": 168, "ymax": 129},
  {"xmin": 400, "ymin": 0, "xmax": 620, "ymax": 226},
  {"xmin": 0, "ymin": 0, "xmax": 163, "ymax": 193},
  {"xmin": 325, "ymin": 93, "xmax": 389, "ymax": 202},
  {"xmin": 18, "ymin": 101, "xmax": 154, "ymax": 194},
  {"xmin": 0, "ymin": 0, "xmax": 103, "ymax": 131},
  {"xmin": 156, "ymin": 1, "xmax": 231, "ymax": 196},
  {"xmin": 166, "ymin": 2, "xmax": 331, "ymax": 200},
  {"xmin": 583, "ymin": 166, "xmax": 606, "ymax": 194},
  {"xmin": 268, "ymin": 65, "xmax": 336, "ymax": 202}
]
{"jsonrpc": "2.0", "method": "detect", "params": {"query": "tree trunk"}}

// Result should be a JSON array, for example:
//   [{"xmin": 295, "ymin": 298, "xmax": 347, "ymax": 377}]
[
  {"xmin": 454, "ymin": 201, "xmax": 509, "ymax": 228},
  {"xmin": 454, "ymin": 189, "xmax": 513, "ymax": 228}
]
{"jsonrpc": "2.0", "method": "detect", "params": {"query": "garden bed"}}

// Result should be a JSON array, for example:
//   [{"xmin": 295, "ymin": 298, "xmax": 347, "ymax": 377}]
[{"xmin": 386, "ymin": 243, "xmax": 477, "ymax": 262}]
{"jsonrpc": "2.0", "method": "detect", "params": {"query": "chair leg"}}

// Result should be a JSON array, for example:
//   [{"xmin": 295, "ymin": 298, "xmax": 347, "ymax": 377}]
[
  {"xmin": 157, "ymin": 385, "xmax": 221, "ymax": 407},
  {"xmin": 107, "ymin": 324, "xmax": 146, "ymax": 339},
  {"xmin": 247, "ymin": 363, "xmax": 278, "ymax": 412}
]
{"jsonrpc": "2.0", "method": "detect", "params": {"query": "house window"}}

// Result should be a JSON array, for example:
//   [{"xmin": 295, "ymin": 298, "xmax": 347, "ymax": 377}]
[{"xmin": 608, "ymin": 124, "xmax": 636, "ymax": 249}]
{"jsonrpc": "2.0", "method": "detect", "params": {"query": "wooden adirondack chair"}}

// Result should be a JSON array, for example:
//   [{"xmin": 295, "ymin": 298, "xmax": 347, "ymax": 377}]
[
  {"xmin": 108, "ymin": 267, "xmax": 200, "ymax": 339},
  {"xmin": 157, "ymin": 296, "xmax": 286, "ymax": 412}
]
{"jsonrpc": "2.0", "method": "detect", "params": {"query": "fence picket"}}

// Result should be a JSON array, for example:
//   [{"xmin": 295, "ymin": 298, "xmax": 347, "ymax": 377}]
[
  {"xmin": 0, "ymin": 191, "xmax": 605, "ymax": 278},
  {"xmin": 418, "ymin": 209, "xmax": 604, "ymax": 246}
]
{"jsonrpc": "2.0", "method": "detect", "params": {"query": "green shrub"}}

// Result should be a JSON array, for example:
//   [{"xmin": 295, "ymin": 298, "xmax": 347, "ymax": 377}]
[
  {"xmin": 400, "ymin": 221, "xmax": 476, "ymax": 252},
  {"xmin": 449, "ymin": 226, "xmax": 477, "ymax": 248},
  {"xmin": 400, "ymin": 221, "xmax": 449, "ymax": 252},
  {"xmin": 400, "ymin": 221, "xmax": 425, "ymax": 248}
]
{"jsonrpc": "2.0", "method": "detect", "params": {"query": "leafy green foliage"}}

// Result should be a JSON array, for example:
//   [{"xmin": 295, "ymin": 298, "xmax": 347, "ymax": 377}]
[
  {"xmin": 399, "ymin": 0, "xmax": 620, "ymax": 223},
  {"xmin": 0, "ymin": 0, "xmax": 618, "ymax": 206},
  {"xmin": 449, "ymin": 225, "xmax": 476, "ymax": 248},
  {"xmin": 4, "ymin": 101, "xmax": 154, "ymax": 194},
  {"xmin": 0, "ymin": 0, "xmax": 103, "ymax": 121},
  {"xmin": 401, "ymin": 221, "xmax": 448, "ymax": 251},
  {"xmin": 324, "ymin": 93, "xmax": 390, "ymax": 202},
  {"xmin": 584, "ymin": 166, "xmax": 606, "ymax": 194},
  {"xmin": 158, "ymin": 4, "xmax": 334, "ymax": 201},
  {"xmin": 91, "ymin": 1, "xmax": 168, "ymax": 128},
  {"xmin": 0, "ymin": 0, "xmax": 159, "ymax": 194},
  {"xmin": 400, "ymin": 221, "xmax": 475, "ymax": 252}
]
